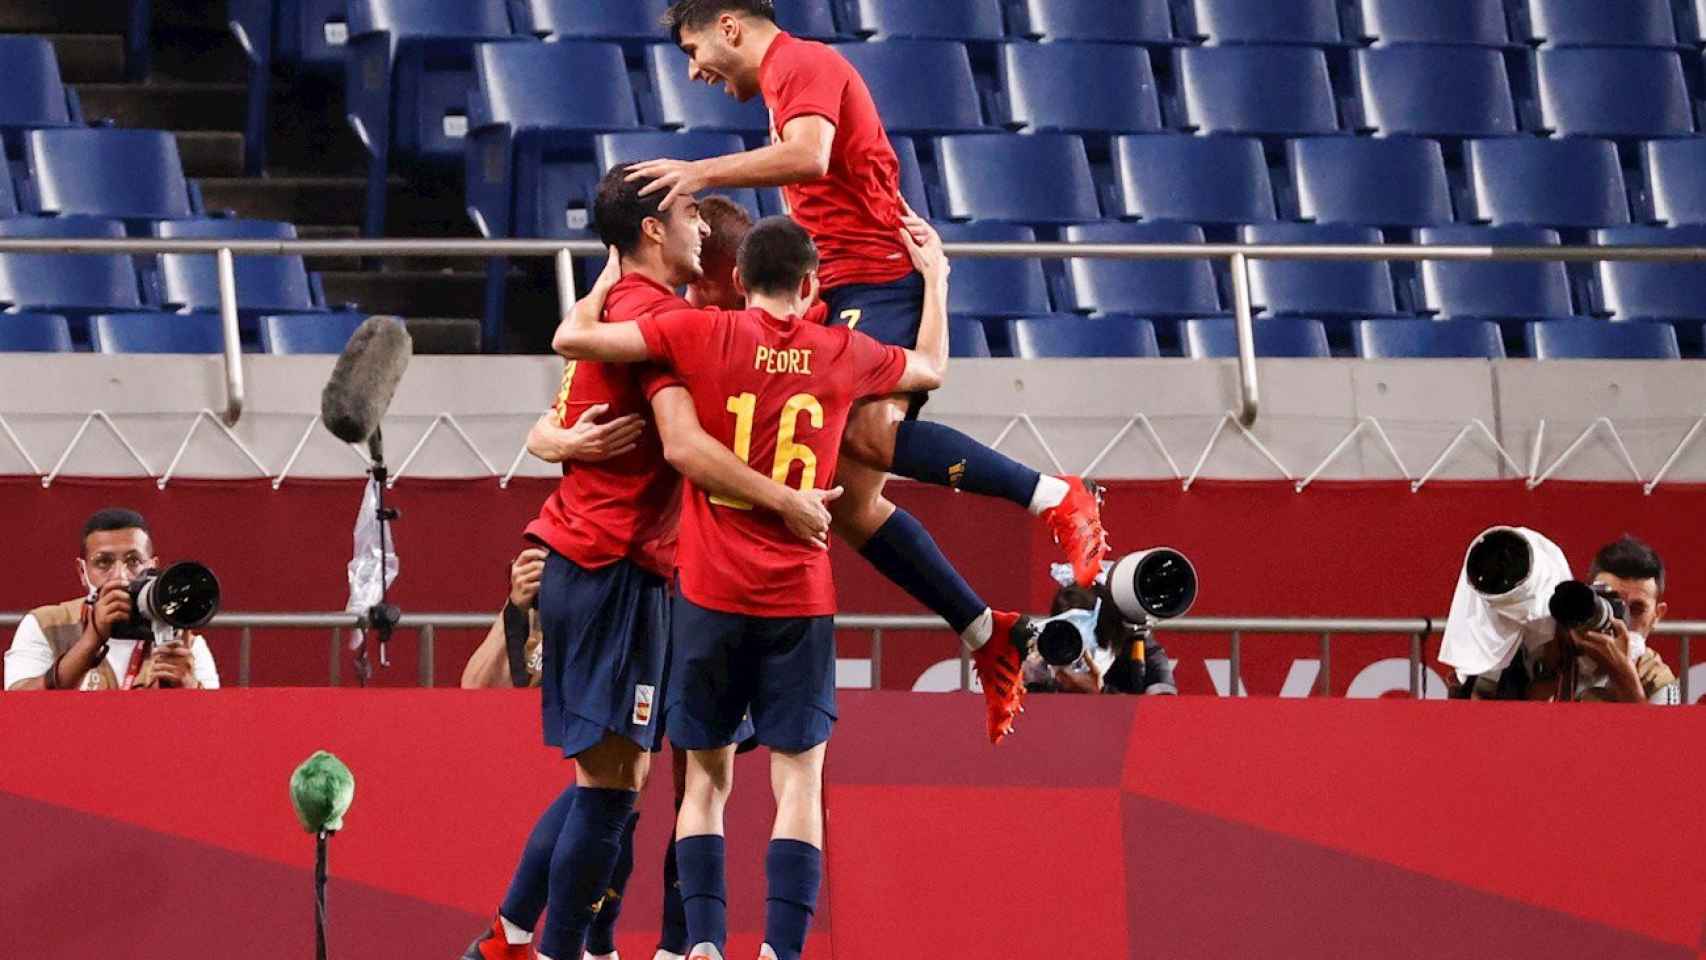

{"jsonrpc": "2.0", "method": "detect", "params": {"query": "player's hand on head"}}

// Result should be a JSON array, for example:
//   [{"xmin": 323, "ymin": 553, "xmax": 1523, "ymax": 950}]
[
  {"xmin": 510, "ymin": 547, "xmax": 548, "ymax": 609},
  {"xmin": 627, "ymin": 158, "xmax": 706, "ymax": 213}
]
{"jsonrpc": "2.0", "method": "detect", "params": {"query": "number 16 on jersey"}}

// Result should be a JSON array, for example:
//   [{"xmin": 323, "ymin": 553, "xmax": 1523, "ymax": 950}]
[{"xmin": 709, "ymin": 392, "xmax": 824, "ymax": 510}]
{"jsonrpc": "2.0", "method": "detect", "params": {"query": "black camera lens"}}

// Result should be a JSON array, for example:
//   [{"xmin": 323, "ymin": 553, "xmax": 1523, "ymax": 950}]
[
  {"xmin": 137, "ymin": 561, "xmax": 222, "ymax": 630},
  {"xmin": 1035, "ymin": 619, "xmax": 1087, "ymax": 667},
  {"xmin": 1549, "ymin": 580, "xmax": 1621, "ymax": 632},
  {"xmin": 1466, "ymin": 528, "xmax": 1531, "ymax": 597},
  {"xmin": 1135, "ymin": 552, "xmax": 1196, "ymax": 620}
]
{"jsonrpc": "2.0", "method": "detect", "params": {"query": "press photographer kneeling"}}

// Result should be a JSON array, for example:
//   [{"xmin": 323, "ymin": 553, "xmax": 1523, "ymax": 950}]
[{"xmin": 3, "ymin": 508, "xmax": 221, "ymax": 691}]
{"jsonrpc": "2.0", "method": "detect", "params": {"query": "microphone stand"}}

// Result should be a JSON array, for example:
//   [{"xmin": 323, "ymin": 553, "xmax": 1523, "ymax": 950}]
[{"xmin": 357, "ymin": 429, "xmax": 402, "ymax": 686}]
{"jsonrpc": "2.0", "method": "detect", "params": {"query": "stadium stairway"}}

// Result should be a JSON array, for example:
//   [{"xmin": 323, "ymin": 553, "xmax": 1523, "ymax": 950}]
[{"xmin": 0, "ymin": 0, "xmax": 559, "ymax": 353}]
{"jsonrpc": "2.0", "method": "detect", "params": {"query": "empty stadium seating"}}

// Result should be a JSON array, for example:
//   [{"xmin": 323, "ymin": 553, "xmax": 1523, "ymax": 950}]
[
  {"xmin": 1353, "ymin": 318, "xmax": 1506, "ymax": 359},
  {"xmin": 1010, "ymin": 315, "xmax": 1161, "ymax": 358},
  {"xmin": 933, "ymin": 222, "xmax": 1053, "ymax": 320},
  {"xmin": 0, "ymin": 313, "xmax": 73, "ymax": 352},
  {"xmin": 0, "ymin": 36, "xmax": 79, "ymax": 147},
  {"xmin": 507, "ymin": 0, "xmax": 668, "ymax": 42},
  {"xmin": 1112, "ymin": 135, "xmax": 1277, "ymax": 223},
  {"xmin": 259, "ymin": 311, "xmax": 369, "ymax": 354},
  {"xmin": 949, "ymin": 314, "xmax": 993, "ymax": 358},
  {"xmin": 647, "ymin": 45, "xmax": 770, "ymax": 134},
  {"xmin": 1535, "ymin": 49, "xmax": 1695, "ymax": 139},
  {"xmin": 1288, "ymin": 137, "xmax": 1453, "ymax": 228},
  {"xmin": 835, "ymin": 42, "xmax": 986, "ymax": 136},
  {"xmin": 1175, "ymin": 46, "xmax": 1339, "ymax": 137},
  {"xmin": 1184, "ymin": 317, "xmax": 1331, "ymax": 358},
  {"xmin": 1593, "ymin": 225, "xmax": 1706, "ymax": 355},
  {"xmin": 996, "ymin": 43, "xmax": 1162, "ymax": 135},
  {"xmin": 1352, "ymin": 0, "xmax": 1513, "ymax": 46},
  {"xmin": 1516, "ymin": 0, "xmax": 1680, "ymax": 48},
  {"xmin": 151, "ymin": 220, "xmax": 324, "ymax": 330},
  {"xmin": 842, "ymin": 0, "xmax": 1005, "ymax": 41},
  {"xmin": 1058, "ymin": 222, "xmax": 1223, "ymax": 318},
  {"xmin": 1183, "ymin": 0, "xmax": 1347, "ymax": 45},
  {"xmin": 92, "ymin": 312, "xmax": 228, "ymax": 354},
  {"xmin": 889, "ymin": 135, "xmax": 931, "ymax": 220},
  {"xmin": 1010, "ymin": 0, "xmax": 1176, "ymax": 44},
  {"xmin": 1241, "ymin": 223, "xmax": 1403, "ymax": 318},
  {"xmin": 934, "ymin": 134, "xmax": 1100, "ymax": 223},
  {"xmin": 773, "ymin": 0, "xmax": 845, "ymax": 40},
  {"xmin": 1641, "ymin": 139, "xmax": 1706, "ymax": 225},
  {"xmin": 0, "ymin": 218, "xmax": 143, "ymax": 329},
  {"xmin": 1353, "ymin": 46, "xmax": 1519, "ymax": 139},
  {"xmin": 230, "ymin": 0, "xmax": 352, "ymax": 174},
  {"xmin": 19, "ymin": 129, "xmax": 199, "ymax": 223},
  {"xmin": 1526, "ymin": 319, "xmax": 1682, "ymax": 359},
  {"xmin": 1465, "ymin": 138, "xmax": 1631, "ymax": 229},
  {"xmin": 1415, "ymin": 225, "xmax": 1575, "ymax": 320}
]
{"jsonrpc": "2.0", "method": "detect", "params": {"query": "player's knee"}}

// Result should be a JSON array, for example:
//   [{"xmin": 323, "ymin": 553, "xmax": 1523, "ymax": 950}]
[
  {"xmin": 844, "ymin": 406, "xmax": 900, "ymax": 469},
  {"xmin": 576, "ymin": 736, "xmax": 651, "ymax": 791}
]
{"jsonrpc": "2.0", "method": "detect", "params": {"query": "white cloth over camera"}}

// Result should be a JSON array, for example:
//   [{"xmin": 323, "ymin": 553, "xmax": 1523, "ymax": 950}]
[{"xmin": 1440, "ymin": 527, "xmax": 1572, "ymax": 680}]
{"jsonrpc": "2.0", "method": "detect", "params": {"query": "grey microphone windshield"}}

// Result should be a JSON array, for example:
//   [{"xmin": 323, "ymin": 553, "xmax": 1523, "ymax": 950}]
[{"xmin": 320, "ymin": 316, "xmax": 413, "ymax": 448}]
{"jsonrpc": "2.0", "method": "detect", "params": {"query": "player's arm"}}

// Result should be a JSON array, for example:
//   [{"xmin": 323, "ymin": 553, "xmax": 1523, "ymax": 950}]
[
  {"xmin": 627, "ymin": 116, "xmax": 836, "ymax": 211},
  {"xmin": 650, "ymin": 387, "xmax": 837, "ymax": 550},
  {"xmin": 891, "ymin": 210, "xmax": 950, "ymax": 394},
  {"xmin": 551, "ymin": 247, "xmax": 652, "ymax": 364},
  {"xmin": 526, "ymin": 405, "xmax": 644, "ymax": 464}
]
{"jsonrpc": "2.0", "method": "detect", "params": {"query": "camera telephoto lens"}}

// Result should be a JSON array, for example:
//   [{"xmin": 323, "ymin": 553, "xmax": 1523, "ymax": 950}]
[
  {"xmin": 1549, "ymin": 581, "xmax": 1621, "ymax": 633},
  {"xmin": 1466, "ymin": 528, "xmax": 1531, "ymax": 597},
  {"xmin": 140, "ymin": 561, "xmax": 222, "ymax": 630},
  {"xmin": 1035, "ymin": 618, "xmax": 1088, "ymax": 667}
]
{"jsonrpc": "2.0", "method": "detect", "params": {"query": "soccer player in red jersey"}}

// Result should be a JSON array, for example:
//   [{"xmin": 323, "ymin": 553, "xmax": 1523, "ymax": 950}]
[
  {"xmin": 628, "ymin": 0, "xmax": 1108, "ymax": 728},
  {"xmin": 467, "ymin": 171, "xmax": 838, "ymax": 960},
  {"xmin": 553, "ymin": 212, "xmax": 966, "ymax": 960}
]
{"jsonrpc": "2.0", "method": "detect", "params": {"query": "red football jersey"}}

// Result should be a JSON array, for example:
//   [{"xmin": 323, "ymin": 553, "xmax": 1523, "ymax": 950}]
[
  {"xmin": 637, "ymin": 306, "xmax": 907, "ymax": 616},
  {"xmin": 524, "ymin": 274, "xmax": 687, "ymax": 578},
  {"xmin": 760, "ymin": 32, "xmax": 913, "ymax": 292}
]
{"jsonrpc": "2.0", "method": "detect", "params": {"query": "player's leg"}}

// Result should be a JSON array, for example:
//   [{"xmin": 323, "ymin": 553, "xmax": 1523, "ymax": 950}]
[
  {"xmin": 654, "ymin": 746, "xmax": 690, "ymax": 960},
  {"xmin": 583, "ymin": 808, "xmax": 639, "ymax": 960},
  {"xmin": 676, "ymin": 745, "xmax": 737, "ymax": 960},
  {"xmin": 833, "ymin": 453, "xmax": 1031, "ymax": 741}
]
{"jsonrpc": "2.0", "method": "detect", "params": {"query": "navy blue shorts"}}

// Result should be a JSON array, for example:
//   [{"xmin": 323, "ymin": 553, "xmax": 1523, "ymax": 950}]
[
  {"xmin": 666, "ymin": 595, "xmax": 837, "ymax": 754},
  {"xmin": 825, "ymin": 271, "xmax": 928, "ymax": 418},
  {"xmin": 538, "ymin": 551, "xmax": 670, "ymax": 757}
]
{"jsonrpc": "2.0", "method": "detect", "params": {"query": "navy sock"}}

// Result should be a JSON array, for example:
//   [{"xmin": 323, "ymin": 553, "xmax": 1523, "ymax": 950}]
[
  {"xmin": 858, "ymin": 509, "xmax": 986, "ymax": 634},
  {"xmin": 763, "ymin": 840, "xmax": 823, "ymax": 960},
  {"xmin": 499, "ymin": 784, "xmax": 576, "ymax": 931},
  {"xmin": 659, "ymin": 828, "xmax": 688, "ymax": 954},
  {"xmin": 675, "ymin": 834, "xmax": 728, "ymax": 954},
  {"xmin": 584, "ymin": 811, "xmax": 638, "ymax": 956},
  {"xmin": 538, "ymin": 787, "xmax": 638, "ymax": 960},
  {"xmin": 891, "ymin": 420, "xmax": 1042, "ymax": 508}
]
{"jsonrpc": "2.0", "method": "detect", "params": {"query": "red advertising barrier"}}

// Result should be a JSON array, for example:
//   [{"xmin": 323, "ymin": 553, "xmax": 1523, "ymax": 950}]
[
  {"xmin": 1, "ymin": 691, "xmax": 1699, "ymax": 959},
  {"xmin": 3, "ymin": 477, "xmax": 1703, "ymax": 694}
]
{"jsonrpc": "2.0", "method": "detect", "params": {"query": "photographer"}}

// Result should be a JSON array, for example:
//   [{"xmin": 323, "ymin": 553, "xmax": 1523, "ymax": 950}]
[
  {"xmin": 1560, "ymin": 536, "xmax": 1679, "ymax": 705},
  {"xmin": 4, "ymin": 508, "xmax": 219, "ymax": 691},
  {"xmin": 461, "ymin": 547, "xmax": 546, "ymax": 689},
  {"xmin": 1025, "ymin": 571, "xmax": 1178, "ymax": 695}
]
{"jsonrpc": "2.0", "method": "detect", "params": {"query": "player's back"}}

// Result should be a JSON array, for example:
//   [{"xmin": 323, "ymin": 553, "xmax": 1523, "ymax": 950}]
[{"xmin": 637, "ymin": 305, "xmax": 906, "ymax": 617}]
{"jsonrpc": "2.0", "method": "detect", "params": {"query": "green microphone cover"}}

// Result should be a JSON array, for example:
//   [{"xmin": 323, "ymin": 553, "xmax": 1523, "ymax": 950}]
[{"xmin": 290, "ymin": 751, "xmax": 356, "ymax": 834}]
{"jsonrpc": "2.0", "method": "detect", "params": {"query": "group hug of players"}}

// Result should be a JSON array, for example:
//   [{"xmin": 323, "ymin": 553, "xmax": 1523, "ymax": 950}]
[{"xmin": 465, "ymin": 4, "xmax": 1110, "ymax": 960}]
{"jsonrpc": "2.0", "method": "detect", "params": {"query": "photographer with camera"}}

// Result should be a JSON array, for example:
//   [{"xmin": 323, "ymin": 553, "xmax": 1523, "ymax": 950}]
[
  {"xmin": 461, "ymin": 547, "xmax": 547, "ymax": 690},
  {"xmin": 1556, "ymin": 536, "xmax": 1679, "ymax": 704},
  {"xmin": 1022, "ymin": 556, "xmax": 1189, "ymax": 695},
  {"xmin": 4, "ymin": 508, "xmax": 220, "ymax": 692}
]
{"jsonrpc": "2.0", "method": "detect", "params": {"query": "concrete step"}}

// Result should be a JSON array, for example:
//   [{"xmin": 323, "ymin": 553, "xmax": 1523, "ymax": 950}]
[
  {"xmin": 149, "ymin": 29, "xmax": 249, "ymax": 84},
  {"xmin": 298, "ymin": 225, "xmax": 361, "ymax": 272},
  {"xmin": 41, "ymin": 34, "xmax": 126, "ymax": 83},
  {"xmin": 196, "ymin": 176, "xmax": 474, "ymax": 234},
  {"xmin": 75, "ymin": 82, "xmax": 245, "ymax": 132},
  {"xmin": 175, "ymin": 130, "xmax": 244, "ymax": 178},
  {"xmin": 155, "ymin": 0, "xmax": 228, "ymax": 32},
  {"xmin": 401, "ymin": 318, "xmax": 484, "ymax": 355},
  {"xmin": 320, "ymin": 270, "xmax": 559, "ymax": 352},
  {"xmin": 0, "ymin": 2, "xmax": 127, "ymax": 33}
]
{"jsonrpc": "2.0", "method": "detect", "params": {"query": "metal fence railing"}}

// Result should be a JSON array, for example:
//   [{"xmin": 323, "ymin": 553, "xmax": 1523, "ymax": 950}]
[
  {"xmin": 2, "ymin": 612, "xmax": 1698, "ymax": 701},
  {"xmin": 8, "ymin": 235, "xmax": 1706, "ymax": 431}
]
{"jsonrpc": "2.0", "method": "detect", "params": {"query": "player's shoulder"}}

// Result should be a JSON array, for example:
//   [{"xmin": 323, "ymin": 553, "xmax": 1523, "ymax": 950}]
[
  {"xmin": 605, "ymin": 273, "xmax": 689, "ymax": 321},
  {"xmin": 771, "ymin": 32, "xmax": 851, "ymax": 72}
]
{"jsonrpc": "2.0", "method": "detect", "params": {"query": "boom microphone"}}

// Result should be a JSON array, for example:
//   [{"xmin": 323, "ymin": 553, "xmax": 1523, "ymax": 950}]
[{"xmin": 321, "ymin": 316, "xmax": 413, "ymax": 453}]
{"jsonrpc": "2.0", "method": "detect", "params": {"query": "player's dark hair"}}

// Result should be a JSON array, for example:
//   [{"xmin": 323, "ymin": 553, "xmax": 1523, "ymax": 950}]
[
  {"xmin": 662, "ymin": 0, "xmax": 777, "ymax": 44},
  {"xmin": 82, "ymin": 507, "xmax": 150, "ymax": 556},
  {"xmin": 737, "ymin": 216, "xmax": 819, "ymax": 296},
  {"xmin": 594, "ymin": 164, "xmax": 669, "ymax": 256},
  {"xmin": 700, "ymin": 195, "xmax": 753, "ymax": 269},
  {"xmin": 1590, "ymin": 535, "xmax": 1666, "ymax": 594}
]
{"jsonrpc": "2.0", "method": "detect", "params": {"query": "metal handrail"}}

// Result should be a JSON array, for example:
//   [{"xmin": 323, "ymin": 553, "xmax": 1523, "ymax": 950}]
[{"xmin": 17, "ymin": 236, "xmax": 1706, "ymax": 433}]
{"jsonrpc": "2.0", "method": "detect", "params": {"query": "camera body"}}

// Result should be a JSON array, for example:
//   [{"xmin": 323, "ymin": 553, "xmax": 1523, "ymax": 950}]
[
  {"xmin": 109, "ymin": 561, "xmax": 223, "ymax": 643},
  {"xmin": 1549, "ymin": 580, "xmax": 1627, "ymax": 633},
  {"xmin": 1031, "ymin": 548, "xmax": 1198, "ymax": 667}
]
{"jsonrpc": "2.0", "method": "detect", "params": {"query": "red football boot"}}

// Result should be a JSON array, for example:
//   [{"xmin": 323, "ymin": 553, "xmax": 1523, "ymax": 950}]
[
  {"xmin": 461, "ymin": 916, "xmax": 533, "ymax": 960},
  {"xmin": 1041, "ymin": 476, "xmax": 1109, "ymax": 588},
  {"xmin": 975, "ymin": 613, "xmax": 1032, "ymax": 744}
]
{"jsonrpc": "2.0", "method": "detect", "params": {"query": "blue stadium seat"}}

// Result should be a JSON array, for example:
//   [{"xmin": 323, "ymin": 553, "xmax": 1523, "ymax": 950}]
[
  {"xmin": 1183, "ymin": 0, "xmax": 1347, "ymax": 45},
  {"xmin": 1010, "ymin": 315, "xmax": 1161, "ymax": 358},
  {"xmin": 19, "ymin": 129, "xmax": 198, "ymax": 222},
  {"xmin": 1289, "ymin": 137, "xmax": 1453, "ymax": 228},
  {"xmin": 1353, "ymin": 318, "xmax": 1506, "ymax": 359},
  {"xmin": 1465, "ymin": 138, "xmax": 1630, "ymax": 228},
  {"xmin": 0, "ymin": 218, "xmax": 143, "ymax": 324},
  {"xmin": 1011, "ymin": 0, "xmax": 1176, "ymax": 43},
  {"xmin": 1536, "ymin": 49, "xmax": 1694, "ymax": 139},
  {"xmin": 836, "ymin": 42, "xmax": 986, "ymax": 136},
  {"xmin": 259, "ymin": 311, "xmax": 369, "ymax": 354},
  {"xmin": 230, "ymin": 0, "xmax": 351, "ymax": 174},
  {"xmin": 1644, "ymin": 139, "xmax": 1706, "ymax": 225},
  {"xmin": 1592, "ymin": 225, "xmax": 1706, "ymax": 353},
  {"xmin": 934, "ymin": 222, "xmax": 1053, "ymax": 319},
  {"xmin": 1517, "ymin": 0, "xmax": 1679, "ymax": 48},
  {"xmin": 647, "ymin": 45, "xmax": 769, "ymax": 134},
  {"xmin": 0, "ymin": 313, "xmax": 73, "ymax": 352},
  {"xmin": 594, "ymin": 133, "xmax": 769, "ymax": 222},
  {"xmin": 996, "ymin": 43, "xmax": 1162, "ymax": 135},
  {"xmin": 0, "ymin": 164, "xmax": 15, "ymax": 218},
  {"xmin": 889, "ymin": 135, "xmax": 931, "ymax": 219},
  {"xmin": 152, "ymin": 220, "xmax": 323, "ymax": 328},
  {"xmin": 1416, "ymin": 225, "xmax": 1574, "ymax": 320},
  {"xmin": 950, "ymin": 314, "xmax": 993, "ymax": 358},
  {"xmin": 1353, "ymin": 46, "xmax": 1519, "ymax": 139},
  {"xmin": 1112, "ymin": 135, "xmax": 1276, "ymax": 224},
  {"xmin": 1059, "ymin": 222, "xmax": 1223, "ymax": 317},
  {"xmin": 1241, "ymin": 223, "xmax": 1402, "ymax": 318},
  {"xmin": 843, "ymin": 0, "xmax": 1005, "ymax": 41},
  {"xmin": 344, "ymin": 0, "xmax": 520, "ymax": 236},
  {"xmin": 92, "ymin": 313, "xmax": 227, "ymax": 355},
  {"xmin": 776, "ymin": 0, "xmax": 845, "ymax": 40},
  {"xmin": 1526, "ymin": 319, "xmax": 1681, "ymax": 359},
  {"xmin": 508, "ymin": 0, "xmax": 668, "ymax": 41},
  {"xmin": 0, "ymin": 37, "xmax": 79, "ymax": 144},
  {"xmin": 1183, "ymin": 317, "xmax": 1331, "ymax": 358},
  {"xmin": 1176, "ymin": 46, "xmax": 1339, "ymax": 137},
  {"xmin": 935, "ymin": 134, "xmax": 1100, "ymax": 223},
  {"xmin": 466, "ymin": 42, "xmax": 645, "ymax": 241},
  {"xmin": 1353, "ymin": 0, "xmax": 1512, "ymax": 46}
]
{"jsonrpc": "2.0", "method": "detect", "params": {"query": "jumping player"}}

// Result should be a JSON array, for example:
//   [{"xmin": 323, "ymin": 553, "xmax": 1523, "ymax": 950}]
[
  {"xmin": 555, "ymin": 210, "xmax": 950, "ymax": 960},
  {"xmin": 629, "ymin": 0, "xmax": 1108, "ymax": 739},
  {"xmin": 465, "ymin": 173, "xmax": 837, "ymax": 960}
]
